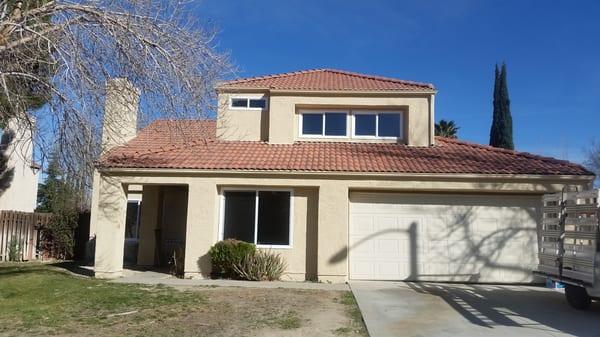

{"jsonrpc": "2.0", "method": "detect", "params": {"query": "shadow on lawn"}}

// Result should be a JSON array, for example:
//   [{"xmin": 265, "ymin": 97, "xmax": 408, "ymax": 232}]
[
  {"xmin": 51, "ymin": 261, "xmax": 94, "ymax": 277},
  {"xmin": 0, "ymin": 262, "xmax": 93, "ymax": 278},
  {"xmin": 0, "ymin": 265, "xmax": 53, "ymax": 276}
]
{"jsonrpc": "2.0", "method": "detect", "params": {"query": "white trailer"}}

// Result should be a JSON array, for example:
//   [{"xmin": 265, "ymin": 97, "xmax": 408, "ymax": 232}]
[{"xmin": 535, "ymin": 189, "xmax": 600, "ymax": 309}]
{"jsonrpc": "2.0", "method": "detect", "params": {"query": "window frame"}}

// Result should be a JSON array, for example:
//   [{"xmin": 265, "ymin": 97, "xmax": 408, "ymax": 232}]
[
  {"xmin": 298, "ymin": 109, "xmax": 350, "ymax": 139},
  {"xmin": 351, "ymin": 110, "xmax": 404, "ymax": 140},
  {"xmin": 229, "ymin": 96, "xmax": 268, "ymax": 110},
  {"xmin": 125, "ymin": 200, "xmax": 141, "ymax": 242},
  {"xmin": 218, "ymin": 187, "xmax": 294, "ymax": 249}
]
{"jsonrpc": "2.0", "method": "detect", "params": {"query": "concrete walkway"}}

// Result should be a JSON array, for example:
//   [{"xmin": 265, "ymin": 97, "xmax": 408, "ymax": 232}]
[
  {"xmin": 111, "ymin": 269, "xmax": 350, "ymax": 291},
  {"xmin": 350, "ymin": 281, "xmax": 600, "ymax": 337}
]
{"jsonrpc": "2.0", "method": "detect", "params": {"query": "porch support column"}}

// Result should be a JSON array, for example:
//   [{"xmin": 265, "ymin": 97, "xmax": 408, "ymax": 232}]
[
  {"xmin": 137, "ymin": 185, "xmax": 161, "ymax": 266},
  {"xmin": 87, "ymin": 170, "xmax": 101, "ymax": 261},
  {"xmin": 184, "ymin": 180, "xmax": 217, "ymax": 278},
  {"xmin": 93, "ymin": 174, "xmax": 128, "ymax": 278},
  {"xmin": 317, "ymin": 182, "xmax": 349, "ymax": 283}
]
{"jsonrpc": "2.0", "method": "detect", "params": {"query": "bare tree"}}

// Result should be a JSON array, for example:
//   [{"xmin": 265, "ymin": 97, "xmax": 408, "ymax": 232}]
[
  {"xmin": 0, "ymin": 0, "xmax": 232, "ymax": 199},
  {"xmin": 585, "ymin": 142, "xmax": 600, "ymax": 186}
]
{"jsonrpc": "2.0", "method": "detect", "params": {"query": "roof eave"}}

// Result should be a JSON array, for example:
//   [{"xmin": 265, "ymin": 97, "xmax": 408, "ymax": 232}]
[
  {"xmin": 96, "ymin": 166, "xmax": 594, "ymax": 181},
  {"xmin": 216, "ymin": 87, "xmax": 437, "ymax": 95}
]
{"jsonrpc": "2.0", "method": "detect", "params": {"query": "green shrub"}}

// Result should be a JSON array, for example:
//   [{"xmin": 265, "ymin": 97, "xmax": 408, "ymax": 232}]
[
  {"xmin": 208, "ymin": 239, "xmax": 256, "ymax": 278},
  {"xmin": 232, "ymin": 250, "xmax": 287, "ymax": 281},
  {"xmin": 40, "ymin": 210, "xmax": 77, "ymax": 259}
]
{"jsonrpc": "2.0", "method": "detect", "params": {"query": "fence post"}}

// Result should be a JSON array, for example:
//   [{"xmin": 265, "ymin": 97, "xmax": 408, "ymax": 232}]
[{"xmin": 0, "ymin": 211, "xmax": 52, "ymax": 261}]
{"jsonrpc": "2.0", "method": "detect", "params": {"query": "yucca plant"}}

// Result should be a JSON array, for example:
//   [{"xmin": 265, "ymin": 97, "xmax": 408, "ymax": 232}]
[{"xmin": 232, "ymin": 250, "xmax": 287, "ymax": 281}]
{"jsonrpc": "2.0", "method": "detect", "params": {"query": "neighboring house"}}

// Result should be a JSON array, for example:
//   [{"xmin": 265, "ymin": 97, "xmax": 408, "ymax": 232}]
[
  {"xmin": 0, "ymin": 119, "xmax": 40, "ymax": 212},
  {"xmin": 90, "ymin": 69, "xmax": 593, "ymax": 283}
]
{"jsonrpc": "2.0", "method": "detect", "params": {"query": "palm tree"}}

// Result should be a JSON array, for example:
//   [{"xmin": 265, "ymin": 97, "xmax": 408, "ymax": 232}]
[{"xmin": 435, "ymin": 119, "xmax": 459, "ymax": 138}]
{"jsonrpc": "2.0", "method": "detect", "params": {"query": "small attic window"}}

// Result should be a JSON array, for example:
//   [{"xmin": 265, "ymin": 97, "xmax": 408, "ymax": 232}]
[
  {"xmin": 230, "ymin": 97, "xmax": 267, "ymax": 110},
  {"xmin": 231, "ymin": 98, "xmax": 248, "ymax": 108}
]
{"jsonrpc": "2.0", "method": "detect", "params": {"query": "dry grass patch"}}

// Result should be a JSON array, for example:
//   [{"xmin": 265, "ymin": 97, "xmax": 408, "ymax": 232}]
[{"xmin": 0, "ymin": 263, "xmax": 367, "ymax": 337}]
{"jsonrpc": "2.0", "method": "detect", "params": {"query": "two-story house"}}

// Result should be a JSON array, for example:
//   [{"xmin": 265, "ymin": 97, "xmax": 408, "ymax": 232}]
[
  {"xmin": 90, "ymin": 69, "xmax": 593, "ymax": 283},
  {"xmin": 0, "ymin": 118, "xmax": 40, "ymax": 213}
]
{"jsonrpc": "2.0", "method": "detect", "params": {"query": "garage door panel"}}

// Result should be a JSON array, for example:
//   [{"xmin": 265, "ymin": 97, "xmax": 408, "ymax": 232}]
[
  {"xmin": 349, "ymin": 192, "xmax": 541, "ymax": 282},
  {"xmin": 348, "ymin": 237, "xmax": 375, "ymax": 257},
  {"xmin": 377, "ymin": 262, "xmax": 402, "ymax": 278},
  {"xmin": 350, "ymin": 261, "xmax": 375, "ymax": 279},
  {"xmin": 422, "ymin": 241, "xmax": 449, "ymax": 263},
  {"xmin": 376, "ymin": 239, "xmax": 402, "ymax": 257},
  {"xmin": 376, "ymin": 216, "xmax": 398, "ymax": 232},
  {"xmin": 350, "ymin": 215, "xmax": 374, "ymax": 234}
]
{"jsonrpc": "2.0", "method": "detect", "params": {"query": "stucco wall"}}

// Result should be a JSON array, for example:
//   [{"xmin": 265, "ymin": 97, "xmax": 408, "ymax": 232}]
[
  {"xmin": 0, "ymin": 120, "xmax": 39, "ymax": 212},
  {"xmin": 217, "ymin": 91, "xmax": 434, "ymax": 146},
  {"xmin": 90, "ymin": 169, "xmax": 592, "ymax": 282},
  {"xmin": 137, "ymin": 185, "xmax": 160, "ymax": 266},
  {"xmin": 160, "ymin": 186, "xmax": 188, "ymax": 242},
  {"xmin": 270, "ymin": 93, "xmax": 433, "ymax": 146},
  {"xmin": 216, "ymin": 93, "xmax": 269, "ymax": 141}
]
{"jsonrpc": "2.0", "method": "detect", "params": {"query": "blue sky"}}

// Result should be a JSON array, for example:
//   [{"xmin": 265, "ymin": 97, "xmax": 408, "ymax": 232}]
[{"xmin": 196, "ymin": 0, "xmax": 600, "ymax": 163}]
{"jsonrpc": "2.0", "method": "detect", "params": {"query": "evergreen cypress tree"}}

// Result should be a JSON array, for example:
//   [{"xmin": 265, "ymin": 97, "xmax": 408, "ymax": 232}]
[
  {"xmin": 36, "ymin": 150, "xmax": 78, "ymax": 259},
  {"xmin": 0, "ymin": 130, "xmax": 15, "ymax": 195},
  {"xmin": 489, "ymin": 63, "xmax": 514, "ymax": 150}
]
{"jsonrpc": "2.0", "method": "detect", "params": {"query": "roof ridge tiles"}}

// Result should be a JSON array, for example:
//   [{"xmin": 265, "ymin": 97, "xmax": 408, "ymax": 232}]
[
  {"xmin": 218, "ymin": 68, "xmax": 435, "ymax": 90},
  {"xmin": 219, "ymin": 68, "xmax": 327, "ymax": 85},
  {"xmin": 321, "ymin": 69, "xmax": 435, "ymax": 89}
]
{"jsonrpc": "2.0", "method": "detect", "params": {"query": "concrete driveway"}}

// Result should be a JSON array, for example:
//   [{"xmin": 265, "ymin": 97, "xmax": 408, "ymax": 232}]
[{"xmin": 350, "ymin": 281, "xmax": 600, "ymax": 337}]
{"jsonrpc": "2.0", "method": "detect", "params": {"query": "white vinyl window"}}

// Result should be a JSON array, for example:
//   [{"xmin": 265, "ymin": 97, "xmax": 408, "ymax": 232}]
[
  {"xmin": 298, "ymin": 109, "xmax": 403, "ymax": 140},
  {"xmin": 299, "ymin": 110, "xmax": 349, "ymax": 138},
  {"xmin": 352, "ymin": 111, "xmax": 403, "ymax": 139},
  {"xmin": 219, "ymin": 189, "xmax": 293, "ymax": 248},
  {"xmin": 230, "ymin": 97, "xmax": 267, "ymax": 110}
]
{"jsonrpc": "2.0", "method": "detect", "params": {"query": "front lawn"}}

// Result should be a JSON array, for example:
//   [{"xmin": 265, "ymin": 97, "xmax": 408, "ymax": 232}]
[{"xmin": 0, "ymin": 263, "xmax": 367, "ymax": 337}]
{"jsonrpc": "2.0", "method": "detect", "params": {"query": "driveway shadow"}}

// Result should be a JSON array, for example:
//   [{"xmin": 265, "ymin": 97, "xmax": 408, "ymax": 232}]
[{"xmin": 406, "ymin": 282, "xmax": 600, "ymax": 336}]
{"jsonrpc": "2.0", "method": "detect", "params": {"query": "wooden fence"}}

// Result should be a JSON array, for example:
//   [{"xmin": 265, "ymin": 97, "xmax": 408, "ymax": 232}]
[{"xmin": 0, "ymin": 211, "xmax": 53, "ymax": 261}]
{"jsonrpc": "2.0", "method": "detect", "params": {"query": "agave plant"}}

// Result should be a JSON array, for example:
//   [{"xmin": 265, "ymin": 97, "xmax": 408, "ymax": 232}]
[{"xmin": 435, "ymin": 119, "xmax": 460, "ymax": 138}]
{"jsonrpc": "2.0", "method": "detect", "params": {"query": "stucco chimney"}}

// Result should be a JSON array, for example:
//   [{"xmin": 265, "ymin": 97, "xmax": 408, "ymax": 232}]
[{"xmin": 101, "ymin": 78, "xmax": 140, "ymax": 153}]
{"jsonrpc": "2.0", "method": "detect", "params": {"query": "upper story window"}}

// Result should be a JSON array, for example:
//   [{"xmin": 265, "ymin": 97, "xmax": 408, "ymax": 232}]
[
  {"xmin": 300, "ymin": 111, "xmax": 348, "ymax": 137},
  {"xmin": 353, "ymin": 112, "xmax": 402, "ymax": 138},
  {"xmin": 230, "ymin": 97, "xmax": 267, "ymax": 109},
  {"xmin": 299, "ymin": 109, "xmax": 403, "ymax": 139}
]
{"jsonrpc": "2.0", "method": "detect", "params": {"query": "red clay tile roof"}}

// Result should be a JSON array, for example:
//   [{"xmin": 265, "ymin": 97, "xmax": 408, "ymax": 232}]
[
  {"xmin": 97, "ymin": 120, "xmax": 592, "ymax": 177},
  {"xmin": 217, "ymin": 69, "xmax": 435, "ymax": 92}
]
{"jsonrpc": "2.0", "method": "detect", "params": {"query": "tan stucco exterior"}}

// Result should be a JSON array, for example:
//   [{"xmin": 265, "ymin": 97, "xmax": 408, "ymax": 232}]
[
  {"xmin": 90, "ymin": 168, "xmax": 592, "ymax": 282},
  {"xmin": 101, "ymin": 79, "xmax": 139, "ymax": 153},
  {"xmin": 217, "ymin": 90, "xmax": 435, "ymax": 146},
  {"xmin": 90, "ymin": 78, "xmax": 593, "ymax": 283},
  {"xmin": 217, "ymin": 93, "xmax": 269, "ymax": 141}
]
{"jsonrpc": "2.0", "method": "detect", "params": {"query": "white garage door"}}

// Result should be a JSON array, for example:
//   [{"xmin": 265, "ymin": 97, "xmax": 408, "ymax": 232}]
[{"xmin": 349, "ymin": 192, "xmax": 541, "ymax": 283}]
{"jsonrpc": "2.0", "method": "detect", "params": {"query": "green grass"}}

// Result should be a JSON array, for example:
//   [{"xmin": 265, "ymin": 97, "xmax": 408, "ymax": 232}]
[
  {"xmin": 276, "ymin": 311, "xmax": 301, "ymax": 329},
  {"xmin": 334, "ymin": 327, "xmax": 353, "ymax": 335},
  {"xmin": 340, "ymin": 292, "xmax": 363, "ymax": 323},
  {"xmin": 334, "ymin": 292, "xmax": 368, "ymax": 336},
  {"xmin": 0, "ymin": 263, "xmax": 206, "ymax": 334}
]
